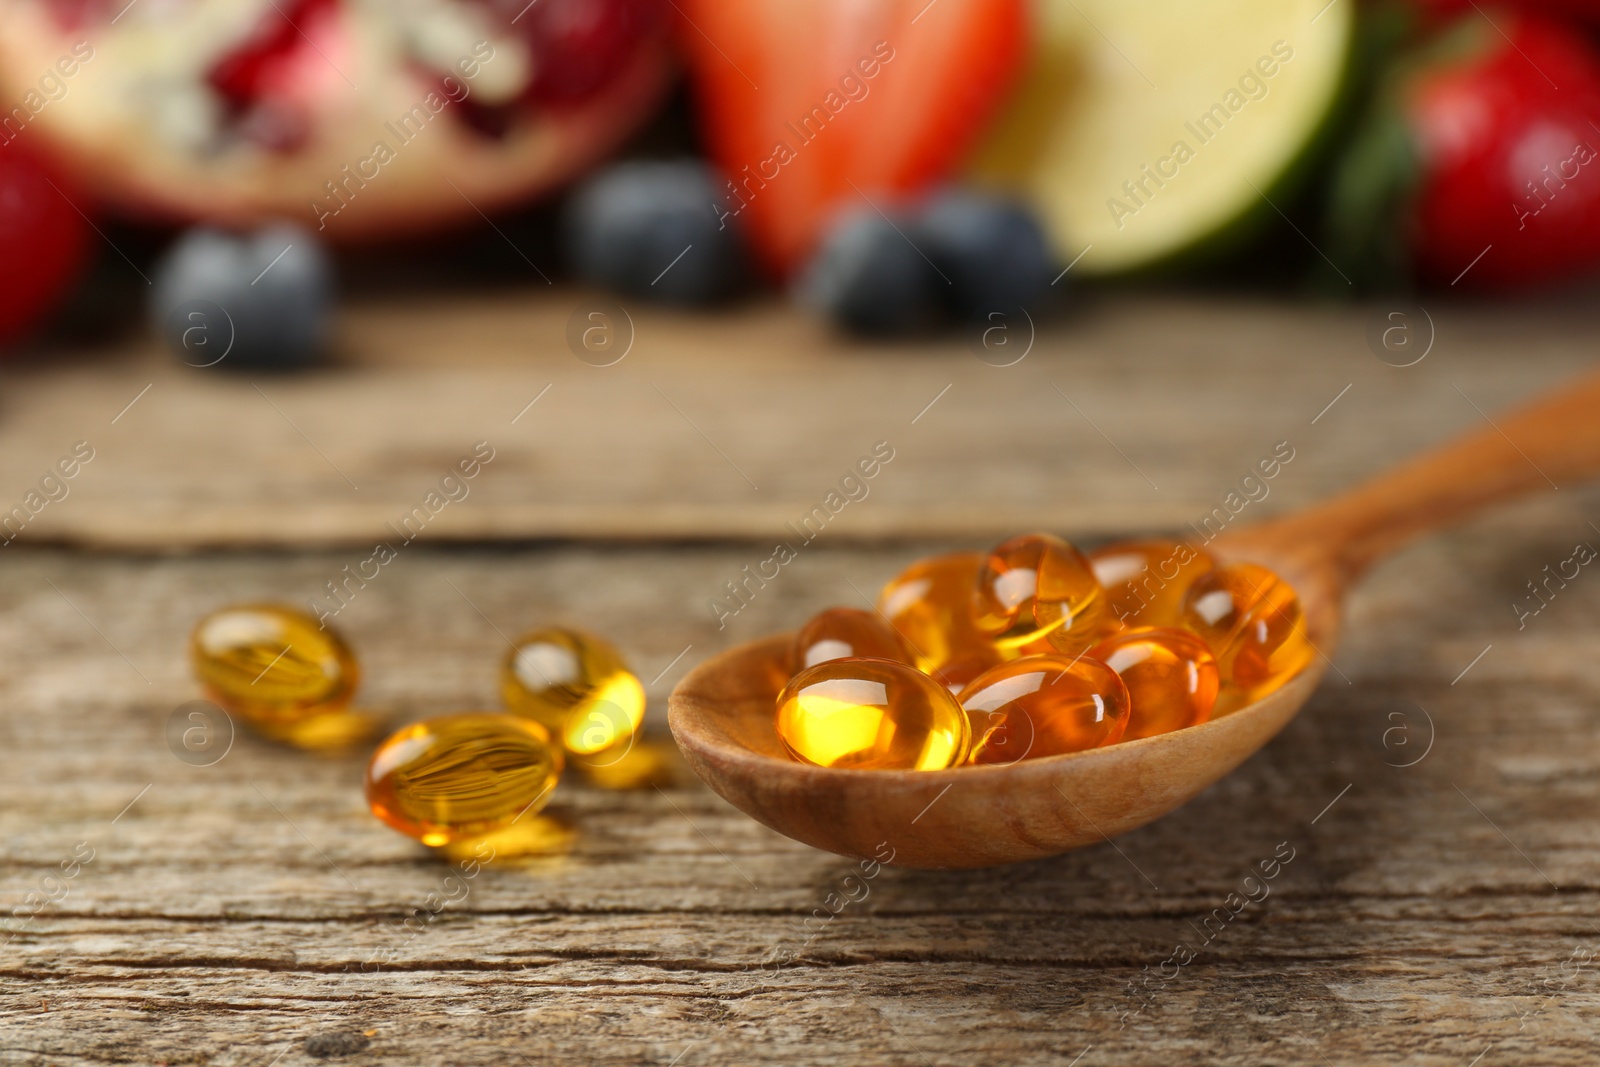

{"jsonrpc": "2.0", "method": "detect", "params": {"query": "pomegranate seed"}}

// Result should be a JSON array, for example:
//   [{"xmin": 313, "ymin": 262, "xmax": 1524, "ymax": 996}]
[
  {"xmin": 208, "ymin": 0, "xmax": 337, "ymax": 106},
  {"xmin": 488, "ymin": 0, "xmax": 663, "ymax": 106}
]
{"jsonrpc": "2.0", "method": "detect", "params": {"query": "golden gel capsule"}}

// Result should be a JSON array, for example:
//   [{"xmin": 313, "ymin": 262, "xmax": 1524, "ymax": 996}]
[
  {"xmin": 1087, "ymin": 626, "xmax": 1219, "ymax": 740},
  {"xmin": 776, "ymin": 658, "xmax": 969, "ymax": 770},
  {"xmin": 191, "ymin": 603, "xmax": 358, "ymax": 730},
  {"xmin": 959, "ymin": 655, "xmax": 1129, "ymax": 765},
  {"xmin": 877, "ymin": 551, "xmax": 1004, "ymax": 686},
  {"xmin": 1088, "ymin": 538, "xmax": 1216, "ymax": 629},
  {"xmin": 792, "ymin": 607, "xmax": 913, "ymax": 672},
  {"xmin": 366, "ymin": 712, "xmax": 563, "ymax": 847},
  {"xmin": 974, "ymin": 533, "xmax": 1109, "ymax": 656},
  {"xmin": 1180, "ymin": 563, "xmax": 1313, "ymax": 709},
  {"xmin": 501, "ymin": 627, "xmax": 646, "ymax": 756}
]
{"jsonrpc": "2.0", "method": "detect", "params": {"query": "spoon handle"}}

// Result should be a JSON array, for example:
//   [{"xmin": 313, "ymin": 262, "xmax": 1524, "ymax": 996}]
[{"xmin": 1229, "ymin": 368, "xmax": 1600, "ymax": 581}]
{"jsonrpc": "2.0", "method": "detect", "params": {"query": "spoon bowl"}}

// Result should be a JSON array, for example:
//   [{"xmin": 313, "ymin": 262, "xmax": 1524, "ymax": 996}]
[
  {"xmin": 670, "ymin": 370, "xmax": 1600, "ymax": 867},
  {"xmin": 671, "ymin": 546, "xmax": 1336, "ymax": 868}
]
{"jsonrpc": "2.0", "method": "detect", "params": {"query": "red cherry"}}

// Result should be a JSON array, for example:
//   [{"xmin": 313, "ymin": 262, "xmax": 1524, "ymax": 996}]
[
  {"xmin": 0, "ymin": 145, "xmax": 89, "ymax": 349},
  {"xmin": 1411, "ymin": 0, "xmax": 1600, "ymax": 27},
  {"xmin": 1404, "ymin": 13, "xmax": 1600, "ymax": 288}
]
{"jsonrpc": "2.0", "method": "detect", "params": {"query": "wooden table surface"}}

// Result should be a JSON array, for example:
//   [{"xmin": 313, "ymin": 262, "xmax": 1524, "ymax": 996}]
[{"xmin": 2, "ymin": 291, "xmax": 1598, "ymax": 1065}]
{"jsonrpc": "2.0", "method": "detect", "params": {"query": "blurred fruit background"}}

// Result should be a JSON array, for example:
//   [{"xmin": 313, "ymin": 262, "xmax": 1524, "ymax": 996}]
[
  {"xmin": 0, "ymin": 0, "xmax": 1597, "ymax": 357},
  {"xmin": 5, "ymin": 9, "xmax": 1599, "ymax": 1054}
]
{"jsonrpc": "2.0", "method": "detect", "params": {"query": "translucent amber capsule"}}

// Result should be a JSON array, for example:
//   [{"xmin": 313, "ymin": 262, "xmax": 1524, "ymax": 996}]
[
  {"xmin": 776, "ymin": 658, "xmax": 969, "ymax": 770},
  {"xmin": 1088, "ymin": 538, "xmax": 1215, "ymax": 629},
  {"xmin": 1180, "ymin": 563, "xmax": 1313, "ymax": 709},
  {"xmin": 1087, "ymin": 626, "xmax": 1219, "ymax": 741},
  {"xmin": 190, "ymin": 603, "xmax": 359, "ymax": 735},
  {"xmin": 366, "ymin": 712, "xmax": 563, "ymax": 847},
  {"xmin": 878, "ymin": 550, "xmax": 992, "ymax": 666},
  {"xmin": 792, "ymin": 607, "xmax": 912, "ymax": 672},
  {"xmin": 500, "ymin": 627, "xmax": 646, "ymax": 756},
  {"xmin": 973, "ymin": 533, "xmax": 1108, "ymax": 656},
  {"xmin": 877, "ymin": 551, "xmax": 1004, "ymax": 689},
  {"xmin": 959, "ymin": 655, "xmax": 1130, "ymax": 765}
]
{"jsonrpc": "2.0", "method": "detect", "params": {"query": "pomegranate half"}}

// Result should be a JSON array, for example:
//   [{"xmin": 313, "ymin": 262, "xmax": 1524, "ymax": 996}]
[{"xmin": 0, "ymin": 0, "xmax": 675, "ymax": 240}]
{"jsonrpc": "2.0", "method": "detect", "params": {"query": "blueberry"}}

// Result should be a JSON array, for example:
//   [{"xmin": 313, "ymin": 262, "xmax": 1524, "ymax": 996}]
[
  {"xmin": 798, "ymin": 205, "xmax": 942, "ymax": 336},
  {"xmin": 151, "ymin": 224, "xmax": 333, "ymax": 370},
  {"xmin": 916, "ymin": 190, "xmax": 1053, "ymax": 320},
  {"xmin": 566, "ymin": 161, "xmax": 744, "ymax": 305}
]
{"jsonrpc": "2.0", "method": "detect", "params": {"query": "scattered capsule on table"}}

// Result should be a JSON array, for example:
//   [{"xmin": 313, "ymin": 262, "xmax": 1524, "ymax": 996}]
[
  {"xmin": 365, "ymin": 712, "xmax": 563, "ymax": 848},
  {"xmin": 877, "ymin": 550, "xmax": 1006, "ymax": 689},
  {"xmin": 776, "ymin": 658, "xmax": 969, "ymax": 770},
  {"xmin": 190, "ymin": 603, "xmax": 360, "ymax": 742},
  {"xmin": 792, "ymin": 607, "xmax": 913, "ymax": 672},
  {"xmin": 1088, "ymin": 538, "xmax": 1216, "ymax": 630},
  {"xmin": 501, "ymin": 627, "xmax": 646, "ymax": 757},
  {"xmin": 1180, "ymin": 562, "xmax": 1313, "ymax": 710},
  {"xmin": 973, "ymin": 533, "xmax": 1109, "ymax": 656},
  {"xmin": 1087, "ymin": 626, "xmax": 1219, "ymax": 741},
  {"xmin": 958, "ymin": 655, "xmax": 1130, "ymax": 765}
]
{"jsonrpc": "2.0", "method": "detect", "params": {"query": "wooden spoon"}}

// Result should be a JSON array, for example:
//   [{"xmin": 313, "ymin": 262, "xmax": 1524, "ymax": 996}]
[{"xmin": 669, "ymin": 370, "xmax": 1600, "ymax": 869}]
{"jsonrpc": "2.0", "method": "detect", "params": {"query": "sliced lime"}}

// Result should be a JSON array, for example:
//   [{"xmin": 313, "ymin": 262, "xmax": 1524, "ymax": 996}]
[{"xmin": 970, "ymin": 0, "xmax": 1354, "ymax": 276}]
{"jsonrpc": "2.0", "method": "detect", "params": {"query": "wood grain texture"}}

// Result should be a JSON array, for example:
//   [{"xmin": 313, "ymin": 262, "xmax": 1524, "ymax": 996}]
[
  {"xmin": 0, "ymin": 291, "xmax": 1591, "ymax": 549},
  {"xmin": 4, "ymin": 483, "xmax": 1600, "ymax": 1064},
  {"xmin": 2, "ymin": 293, "xmax": 1597, "ymax": 1063}
]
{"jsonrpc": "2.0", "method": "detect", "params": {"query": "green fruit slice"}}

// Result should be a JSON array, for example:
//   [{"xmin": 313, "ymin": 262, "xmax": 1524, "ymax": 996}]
[{"xmin": 970, "ymin": 0, "xmax": 1354, "ymax": 276}]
